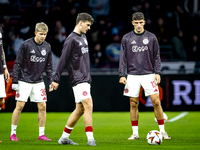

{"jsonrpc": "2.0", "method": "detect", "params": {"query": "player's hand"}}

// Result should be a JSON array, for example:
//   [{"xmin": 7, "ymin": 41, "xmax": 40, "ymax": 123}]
[
  {"xmin": 50, "ymin": 82, "xmax": 59, "ymax": 91},
  {"xmin": 49, "ymin": 84, "xmax": 53, "ymax": 92},
  {"xmin": 119, "ymin": 77, "xmax": 127, "ymax": 85},
  {"xmin": 0, "ymin": 98, "xmax": 5, "ymax": 105},
  {"xmin": 12, "ymin": 84, "xmax": 19, "ymax": 91},
  {"xmin": 4, "ymin": 68, "xmax": 10, "ymax": 83},
  {"xmin": 154, "ymin": 74, "xmax": 161, "ymax": 85}
]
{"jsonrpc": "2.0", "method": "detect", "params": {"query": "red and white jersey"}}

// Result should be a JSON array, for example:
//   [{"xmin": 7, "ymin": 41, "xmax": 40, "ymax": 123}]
[{"xmin": 119, "ymin": 30, "xmax": 161, "ymax": 77}]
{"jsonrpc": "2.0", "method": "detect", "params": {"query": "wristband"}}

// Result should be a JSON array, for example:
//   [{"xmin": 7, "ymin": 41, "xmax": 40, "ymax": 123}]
[{"xmin": 3, "ymin": 65, "xmax": 6, "ymax": 69}]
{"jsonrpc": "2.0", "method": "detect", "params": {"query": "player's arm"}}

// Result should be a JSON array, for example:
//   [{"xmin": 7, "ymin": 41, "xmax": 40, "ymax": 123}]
[
  {"xmin": 119, "ymin": 37, "xmax": 127, "ymax": 84},
  {"xmin": 49, "ymin": 82, "xmax": 58, "ymax": 92},
  {"xmin": 51, "ymin": 39, "xmax": 74, "ymax": 90},
  {"xmin": 154, "ymin": 74, "xmax": 161, "ymax": 85},
  {"xmin": 1, "ymin": 44, "xmax": 6, "ymax": 69},
  {"xmin": 12, "ymin": 44, "xmax": 25, "ymax": 90},
  {"xmin": 1, "ymin": 44, "xmax": 10, "ymax": 82},
  {"xmin": 45, "ymin": 45, "xmax": 53, "ymax": 91},
  {"xmin": 152, "ymin": 35, "xmax": 161, "ymax": 85}
]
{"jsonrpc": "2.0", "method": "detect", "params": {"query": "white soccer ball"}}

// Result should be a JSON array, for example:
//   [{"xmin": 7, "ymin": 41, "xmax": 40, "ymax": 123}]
[
  {"xmin": 155, "ymin": 112, "xmax": 168, "ymax": 122},
  {"xmin": 147, "ymin": 130, "xmax": 163, "ymax": 145}
]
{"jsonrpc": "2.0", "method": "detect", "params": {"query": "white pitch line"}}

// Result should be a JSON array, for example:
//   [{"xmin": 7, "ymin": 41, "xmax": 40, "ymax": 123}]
[{"xmin": 167, "ymin": 112, "xmax": 189, "ymax": 122}]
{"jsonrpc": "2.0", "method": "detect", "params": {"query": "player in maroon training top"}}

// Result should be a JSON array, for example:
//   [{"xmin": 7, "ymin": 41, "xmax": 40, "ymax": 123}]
[
  {"xmin": 11, "ymin": 22, "xmax": 53, "ymax": 141},
  {"xmin": 50, "ymin": 13, "xmax": 96, "ymax": 146},
  {"xmin": 119, "ymin": 12, "xmax": 171, "ymax": 140},
  {"xmin": 0, "ymin": 27, "xmax": 10, "ymax": 110}
]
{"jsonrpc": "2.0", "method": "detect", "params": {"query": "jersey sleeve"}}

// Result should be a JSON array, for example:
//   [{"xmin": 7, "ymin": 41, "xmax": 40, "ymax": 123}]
[
  {"xmin": 1, "ymin": 29, "xmax": 6, "ymax": 69},
  {"xmin": 45, "ymin": 45, "xmax": 53, "ymax": 85},
  {"xmin": 2, "ymin": 48, "xmax": 6, "ymax": 69},
  {"xmin": 153, "ymin": 35, "xmax": 161, "ymax": 74},
  {"xmin": 118, "ymin": 37, "xmax": 127, "ymax": 78},
  {"xmin": 12, "ymin": 43, "xmax": 25, "ymax": 83},
  {"xmin": 53, "ymin": 39, "xmax": 75, "ymax": 83}
]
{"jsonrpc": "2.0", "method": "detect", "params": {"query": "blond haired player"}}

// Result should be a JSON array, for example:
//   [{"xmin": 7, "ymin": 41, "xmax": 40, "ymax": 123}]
[{"xmin": 11, "ymin": 22, "xmax": 53, "ymax": 141}]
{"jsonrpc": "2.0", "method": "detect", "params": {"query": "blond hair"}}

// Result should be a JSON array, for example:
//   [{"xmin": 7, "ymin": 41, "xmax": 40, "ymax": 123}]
[{"xmin": 35, "ymin": 22, "xmax": 48, "ymax": 32}]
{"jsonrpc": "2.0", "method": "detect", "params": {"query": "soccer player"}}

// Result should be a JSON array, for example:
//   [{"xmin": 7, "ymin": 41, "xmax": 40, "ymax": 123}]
[
  {"xmin": 10, "ymin": 22, "xmax": 53, "ymax": 141},
  {"xmin": 0, "ymin": 27, "xmax": 10, "ymax": 110},
  {"xmin": 50, "ymin": 13, "xmax": 96, "ymax": 146},
  {"xmin": 119, "ymin": 12, "xmax": 171, "ymax": 140}
]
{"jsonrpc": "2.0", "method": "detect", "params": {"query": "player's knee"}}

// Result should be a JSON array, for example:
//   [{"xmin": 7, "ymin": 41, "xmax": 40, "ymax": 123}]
[
  {"xmin": 75, "ymin": 107, "xmax": 84, "ymax": 116},
  {"xmin": 130, "ymin": 97, "xmax": 139, "ymax": 107},
  {"xmin": 83, "ymin": 98, "xmax": 93, "ymax": 112},
  {"xmin": 130, "ymin": 101, "xmax": 138, "ymax": 108},
  {"xmin": 38, "ymin": 102, "xmax": 46, "ymax": 111},
  {"xmin": 152, "ymin": 99, "xmax": 161, "ymax": 108},
  {"xmin": 15, "ymin": 105, "xmax": 24, "ymax": 112},
  {"xmin": 84, "ymin": 103, "xmax": 93, "ymax": 112}
]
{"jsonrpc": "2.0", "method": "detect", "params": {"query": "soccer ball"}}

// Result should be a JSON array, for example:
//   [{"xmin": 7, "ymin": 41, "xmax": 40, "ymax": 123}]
[
  {"xmin": 155, "ymin": 112, "xmax": 168, "ymax": 122},
  {"xmin": 147, "ymin": 130, "xmax": 162, "ymax": 145}
]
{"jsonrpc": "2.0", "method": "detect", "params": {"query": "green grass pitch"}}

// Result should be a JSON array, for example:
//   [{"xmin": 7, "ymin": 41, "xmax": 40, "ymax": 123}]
[{"xmin": 0, "ymin": 111, "xmax": 200, "ymax": 150}]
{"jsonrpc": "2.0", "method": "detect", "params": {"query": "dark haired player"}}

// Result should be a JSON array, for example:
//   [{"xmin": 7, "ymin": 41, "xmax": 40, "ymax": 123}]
[
  {"xmin": 11, "ymin": 22, "xmax": 53, "ymax": 141},
  {"xmin": 119, "ymin": 12, "xmax": 171, "ymax": 140},
  {"xmin": 0, "ymin": 27, "xmax": 10, "ymax": 111},
  {"xmin": 50, "ymin": 13, "xmax": 96, "ymax": 146}
]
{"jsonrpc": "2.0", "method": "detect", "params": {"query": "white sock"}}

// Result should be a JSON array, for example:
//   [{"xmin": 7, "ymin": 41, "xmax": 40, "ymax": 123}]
[
  {"xmin": 11, "ymin": 124, "xmax": 17, "ymax": 135},
  {"xmin": 159, "ymin": 125, "xmax": 165, "ymax": 133},
  {"xmin": 61, "ymin": 131, "xmax": 70, "ymax": 139},
  {"xmin": 61, "ymin": 126, "xmax": 73, "ymax": 139},
  {"xmin": 86, "ymin": 132, "xmax": 94, "ymax": 141},
  {"xmin": 132, "ymin": 126, "xmax": 138, "ymax": 135},
  {"xmin": 39, "ymin": 127, "xmax": 45, "ymax": 136}
]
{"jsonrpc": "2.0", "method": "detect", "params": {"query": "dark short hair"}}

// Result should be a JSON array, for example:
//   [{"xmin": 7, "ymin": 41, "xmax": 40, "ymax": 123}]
[
  {"xmin": 76, "ymin": 12, "xmax": 94, "ymax": 25},
  {"xmin": 132, "ymin": 12, "xmax": 145, "ymax": 21}
]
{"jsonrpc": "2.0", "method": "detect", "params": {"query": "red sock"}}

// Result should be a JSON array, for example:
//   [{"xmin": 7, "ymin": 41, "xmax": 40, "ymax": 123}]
[
  {"xmin": 131, "ymin": 121, "xmax": 138, "ymax": 126},
  {"xmin": 85, "ymin": 126, "xmax": 93, "ymax": 132},
  {"xmin": 157, "ymin": 119, "xmax": 164, "ymax": 125},
  {"xmin": 64, "ymin": 127, "xmax": 73, "ymax": 134}
]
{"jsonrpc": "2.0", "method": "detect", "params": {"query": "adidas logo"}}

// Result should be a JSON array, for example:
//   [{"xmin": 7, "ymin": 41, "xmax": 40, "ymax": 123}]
[
  {"xmin": 30, "ymin": 49, "xmax": 35, "ymax": 53},
  {"xmin": 131, "ymin": 40, "xmax": 136, "ymax": 44}
]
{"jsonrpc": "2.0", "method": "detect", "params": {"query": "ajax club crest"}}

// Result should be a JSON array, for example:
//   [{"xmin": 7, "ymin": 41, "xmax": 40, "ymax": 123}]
[
  {"xmin": 143, "ymin": 38, "xmax": 149, "ymax": 44},
  {"xmin": 41, "ymin": 49, "xmax": 46, "ymax": 56}
]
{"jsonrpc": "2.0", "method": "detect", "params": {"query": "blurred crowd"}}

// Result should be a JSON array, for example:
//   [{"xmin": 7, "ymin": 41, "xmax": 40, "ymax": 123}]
[{"xmin": 0, "ymin": 0, "xmax": 200, "ymax": 71}]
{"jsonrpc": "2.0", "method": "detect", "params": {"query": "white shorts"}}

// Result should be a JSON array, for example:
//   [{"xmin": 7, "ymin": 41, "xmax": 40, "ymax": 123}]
[
  {"xmin": 72, "ymin": 83, "xmax": 92, "ymax": 103},
  {"xmin": 15, "ymin": 81, "xmax": 47, "ymax": 103},
  {"xmin": 123, "ymin": 74, "xmax": 159, "ymax": 97},
  {"xmin": 0, "ymin": 74, "xmax": 6, "ymax": 98}
]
